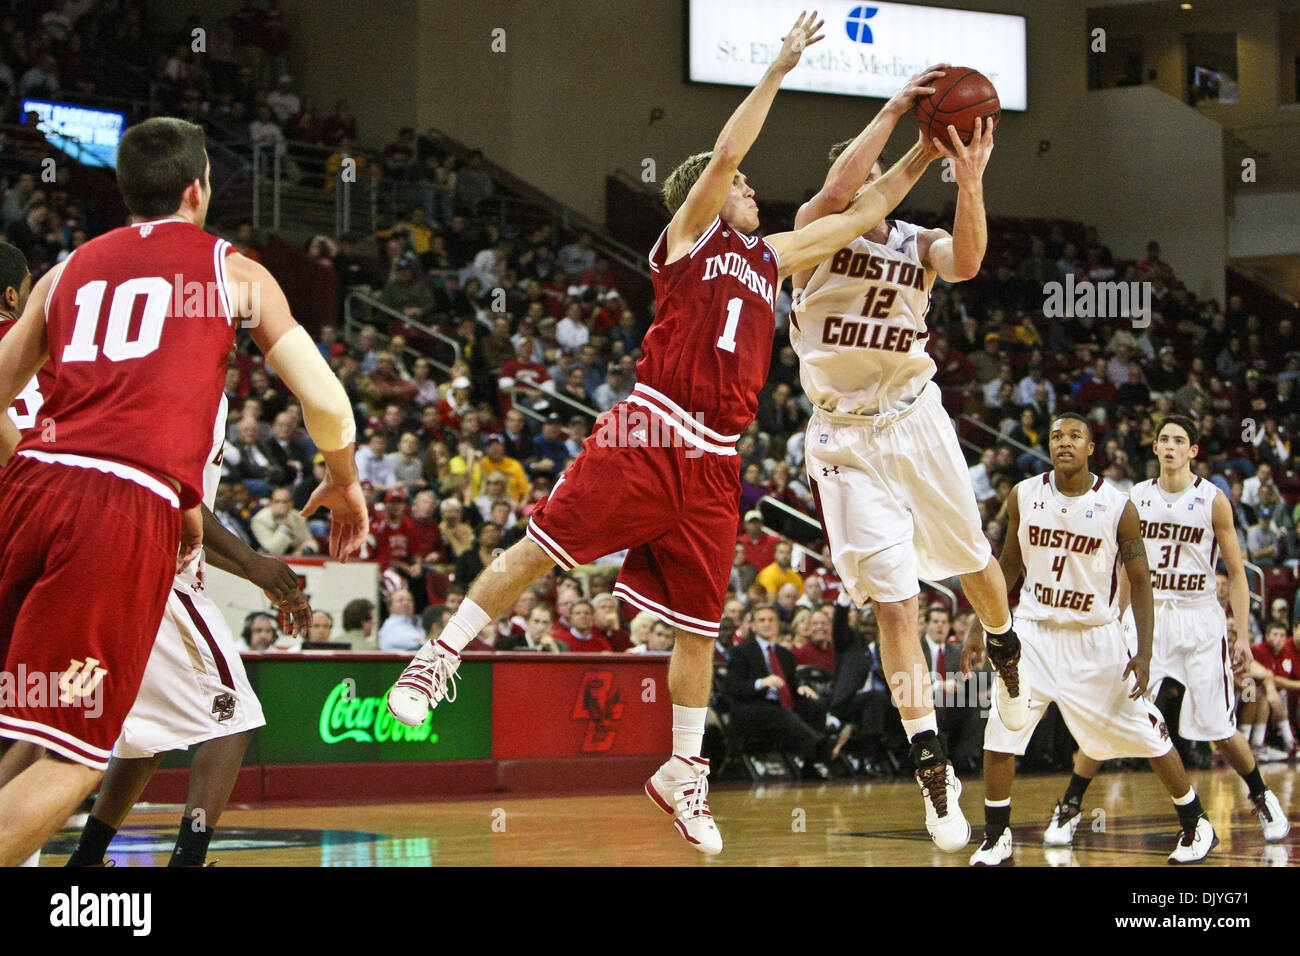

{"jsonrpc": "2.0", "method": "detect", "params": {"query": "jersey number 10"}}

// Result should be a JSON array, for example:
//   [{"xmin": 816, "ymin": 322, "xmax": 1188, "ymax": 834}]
[{"xmin": 61, "ymin": 278, "xmax": 172, "ymax": 363}]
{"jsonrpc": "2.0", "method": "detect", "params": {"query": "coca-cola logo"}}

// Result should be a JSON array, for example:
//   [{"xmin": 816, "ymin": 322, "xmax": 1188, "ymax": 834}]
[{"xmin": 318, "ymin": 680, "xmax": 438, "ymax": 744}]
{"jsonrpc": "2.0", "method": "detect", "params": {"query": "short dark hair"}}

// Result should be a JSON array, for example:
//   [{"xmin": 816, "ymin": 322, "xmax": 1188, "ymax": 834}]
[
  {"xmin": 1157, "ymin": 414, "xmax": 1198, "ymax": 446},
  {"xmin": 925, "ymin": 605, "xmax": 950, "ymax": 623},
  {"xmin": 1266, "ymin": 619, "xmax": 1289, "ymax": 635},
  {"xmin": 827, "ymin": 139, "xmax": 891, "ymax": 168},
  {"xmin": 0, "ymin": 241, "xmax": 28, "ymax": 302},
  {"xmin": 116, "ymin": 117, "xmax": 208, "ymax": 217},
  {"xmin": 1051, "ymin": 411, "xmax": 1093, "ymax": 441},
  {"xmin": 341, "ymin": 598, "xmax": 375, "ymax": 631}
]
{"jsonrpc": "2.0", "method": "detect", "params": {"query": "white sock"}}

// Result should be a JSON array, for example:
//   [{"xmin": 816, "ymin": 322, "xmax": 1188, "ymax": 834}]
[
  {"xmin": 984, "ymin": 797, "xmax": 1011, "ymax": 808},
  {"xmin": 1173, "ymin": 786, "xmax": 1196, "ymax": 806},
  {"xmin": 19, "ymin": 850, "xmax": 40, "ymax": 867},
  {"xmin": 438, "ymin": 598, "xmax": 491, "ymax": 654},
  {"xmin": 1251, "ymin": 722, "xmax": 1267, "ymax": 747},
  {"xmin": 1278, "ymin": 720, "xmax": 1295, "ymax": 750},
  {"xmin": 902, "ymin": 713, "xmax": 938, "ymax": 741},
  {"xmin": 671, "ymin": 705, "xmax": 707, "ymax": 761}
]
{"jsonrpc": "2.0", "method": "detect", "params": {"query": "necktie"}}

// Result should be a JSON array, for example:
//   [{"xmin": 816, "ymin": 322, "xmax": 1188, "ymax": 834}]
[
  {"xmin": 935, "ymin": 642, "xmax": 946, "ymax": 681},
  {"xmin": 767, "ymin": 644, "xmax": 793, "ymax": 710}
]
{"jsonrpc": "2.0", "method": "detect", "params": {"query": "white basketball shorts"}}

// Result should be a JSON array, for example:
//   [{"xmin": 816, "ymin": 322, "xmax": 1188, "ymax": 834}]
[
  {"xmin": 984, "ymin": 616, "xmax": 1173, "ymax": 761},
  {"xmin": 805, "ymin": 381, "xmax": 991, "ymax": 605},
  {"xmin": 115, "ymin": 584, "xmax": 266, "ymax": 759},
  {"xmin": 1127, "ymin": 600, "xmax": 1235, "ymax": 741}
]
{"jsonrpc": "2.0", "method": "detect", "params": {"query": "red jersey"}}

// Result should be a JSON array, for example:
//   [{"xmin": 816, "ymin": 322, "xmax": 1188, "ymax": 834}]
[
  {"xmin": 559, "ymin": 627, "xmax": 612, "ymax": 653},
  {"xmin": 642, "ymin": 217, "xmax": 778, "ymax": 438},
  {"xmin": 737, "ymin": 530, "xmax": 778, "ymax": 571},
  {"xmin": 1253, "ymin": 639, "xmax": 1300, "ymax": 681},
  {"xmin": 14, "ymin": 219, "xmax": 235, "ymax": 508},
  {"xmin": 794, "ymin": 640, "xmax": 835, "ymax": 674},
  {"xmin": 373, "ymin": 514, "xmax": 419, "ymax": 568},
  {"xmin": 409, "ymin": 514, "xmax": 443, "ymax": 562}
]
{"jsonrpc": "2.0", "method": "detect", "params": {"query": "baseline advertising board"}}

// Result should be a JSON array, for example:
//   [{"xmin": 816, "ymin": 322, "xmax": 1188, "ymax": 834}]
[{"xmin": 687, "ymin": 0, "xmax": 1027, "ymax": 110}]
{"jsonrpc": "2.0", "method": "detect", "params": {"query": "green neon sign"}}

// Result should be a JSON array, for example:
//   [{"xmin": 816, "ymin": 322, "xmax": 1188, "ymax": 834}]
[{"xmin": 318, "ymin": 680, "xmax": 440, "ymax": 744}]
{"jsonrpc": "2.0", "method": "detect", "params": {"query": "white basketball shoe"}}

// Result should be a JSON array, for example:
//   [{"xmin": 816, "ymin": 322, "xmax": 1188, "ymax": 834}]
[
  {"xmin": 1167, "ymin": 815, "xmax": 1217, "ymax": 864},
  {"xmin": 386, "ymin": 639, "xmax": 461, "ymax": 726},
  {"xmin": 969, "ymin": 827, "xmax": 1014, "ymax": 866},
  {"xmin": 1042, "ymin": 801, "xmax": 1083, "ymax": 846},
  {"xmin": 1253, "ymin": 790, "xmax": 1291, "ymax": 843},
  {"xmin": 645, "ymin": 755, "xmax": 723, "ymax": 855}
]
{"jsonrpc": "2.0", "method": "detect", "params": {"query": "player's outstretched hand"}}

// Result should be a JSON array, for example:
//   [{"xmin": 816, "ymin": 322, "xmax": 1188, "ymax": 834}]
[
  {"xmin": 930, "ymin": 115, "xmax": 995, "ymax": 188},
  {"xmin": 1231, "ymin": 632, "xmax": 1252, "ymax": 670},
  {"xmin": 773, "ymin": 10, "xmax": 825, "ymax": 73},
  {"xmin": 301, "ymin": 475, "xmax": 369, "ymax": 562},
  {"xmin": 248, "ymin": 554, "xmax": 313, "ymax": 635},
  {"xmin": 178, "ymin": 504, "xmax": 203, "ymax": 574},
  {"xmin": 1122, "ymin": 653, "xmax": 1150, "ymax": 700},
  {"xmin": 886, "ymin": 63, "xmax": 949, "ymax": 115}
]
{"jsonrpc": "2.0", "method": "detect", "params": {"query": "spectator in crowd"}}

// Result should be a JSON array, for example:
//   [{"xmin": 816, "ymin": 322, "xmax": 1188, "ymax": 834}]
[
  {"xmin": 628, "ymin": 619, "xmax": 675, "ymax": 654},
  {"xmin": 455, "ymin": 520, "xmax": 500, "ymax": 585},
  {"xmin": 238, "ymin": 612, "xmax": 279, "ymax": 652},
  {"xmin": 592, "ymin": 593, "xmax": 632, "ymax": 651},
  {"xmin": 556, "ymin": 598, "xmax": 612, "ymax": 653},
  {"xmin": 725, "ymin": 605, "xmax": 831, "ymax": 778},
  {"xmin": 213, "ymin": 481, "xmax": 255, "ymax": 545},
  {"xmin": 251, "ymin": 486, "xmax": 319, "ymax": 556},
  {"xmin": 378, "ymin": 589, "xmax": 425, "ymax": 651},
  {"xmin": 498, "ymin": 602, "xmax": 567, "ymax": 651},
  {"xmin": 356, "ymin": 431, "xmax": 398, "ymax": 493},
  {"xmin": 338, "ymin": 599, "xmax": 377, "ymax": 650},
  {"xmin": 757, "ymin": 541, "xmax": 803, "ymax": 602},
  {"xmin": 306, "ymin": 611, "xmax": 335, "ymax": 644}
]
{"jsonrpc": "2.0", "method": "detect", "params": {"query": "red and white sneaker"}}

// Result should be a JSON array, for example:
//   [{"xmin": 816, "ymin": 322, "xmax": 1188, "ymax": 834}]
[
  {"xmin": 386, "ymin": 639, "xmax": 461, "ymax": 726},
  {"xmin": 646, "ymin": 755, "xmax": 723, "ymax": 855}
]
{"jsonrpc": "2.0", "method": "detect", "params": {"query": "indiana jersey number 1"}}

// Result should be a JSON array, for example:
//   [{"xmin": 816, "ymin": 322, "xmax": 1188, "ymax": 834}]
[{"xmin": 717, "ymin": 296, "xmax": 742, "ymax": 353}]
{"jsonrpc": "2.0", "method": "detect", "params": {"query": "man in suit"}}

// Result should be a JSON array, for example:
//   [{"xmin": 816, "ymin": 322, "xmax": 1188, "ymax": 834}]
[
  {"xmin": 918, "ymin": 605, "xmax": 985, "ymax": 773},
  {"xmin": 725, "ymin": 605, "xmax": 829, "ymax": 777},
  {"xmin": 827, "ymin": 596, "xmax": 903, "ymax": 769}
]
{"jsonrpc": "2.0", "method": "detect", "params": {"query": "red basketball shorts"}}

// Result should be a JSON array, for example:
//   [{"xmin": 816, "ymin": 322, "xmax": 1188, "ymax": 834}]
[
  {"xmin": 0, "ymin": 454, "xmax": 180, "ymax": 770},
  {"xmin": 526, "ymin": 402, "xmax": 740, "ymax": 638}
]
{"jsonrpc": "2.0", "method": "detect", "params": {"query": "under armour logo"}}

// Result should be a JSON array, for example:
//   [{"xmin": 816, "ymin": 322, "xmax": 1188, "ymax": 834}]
[
  {"xmin": 821, "ymin": 466, "xmax": 840, "ymax": 477},
  {"xmin": 1032, "ymin": 501, "xmax": 1045, "ymax": 510}
]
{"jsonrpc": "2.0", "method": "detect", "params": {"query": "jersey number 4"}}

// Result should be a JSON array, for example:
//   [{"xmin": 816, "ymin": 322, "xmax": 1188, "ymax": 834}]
[
  {"xmin": 61, "ymin": 277, "xmax": 171, "ymax": 363},
  {"xmin": 1050, "ymin": 554, "xmax": 1066, "ymax": 581}
]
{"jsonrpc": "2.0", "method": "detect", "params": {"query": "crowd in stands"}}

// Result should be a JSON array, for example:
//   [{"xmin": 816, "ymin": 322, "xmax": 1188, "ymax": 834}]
[{"xmin": 4, "ymin": 0, "xmax": 1297, "ymax": 774}]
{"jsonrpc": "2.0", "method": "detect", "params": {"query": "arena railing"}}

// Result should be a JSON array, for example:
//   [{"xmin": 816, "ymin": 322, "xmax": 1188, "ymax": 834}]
[
  {"xmin": 753, "ymin": 493, "xmax": 959, "ymax": 617},
  {"xmin": 959, "ymin": 413, "xmax": 1051, "ymax": 464},
  {"xmin": 342, "ymin": 288, "xmax": 461, "ymax": 375},
  {"xmin": 506, "ymin": 381, "xmax": 601, "ymax": 423}
]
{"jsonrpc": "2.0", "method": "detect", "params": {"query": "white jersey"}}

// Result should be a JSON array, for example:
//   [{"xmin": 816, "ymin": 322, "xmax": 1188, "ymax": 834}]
[
  {"xmin": 1131, "ymin": 476, "xmax": 1219, "ymax": 607},
  {"xmin": 1015, "ymin": 471, "xmax": 1129, "ymax": 627},
  {"xmin": 176, "ymin": 392, "xmax": 228, "ymax": 589},
  {"xmin": 791, "ymin": 220, "xmax": 936, "ymax": 416}
]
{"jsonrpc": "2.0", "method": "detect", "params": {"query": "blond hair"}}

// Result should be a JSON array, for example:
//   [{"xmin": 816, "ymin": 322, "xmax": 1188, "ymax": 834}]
[{"xmin": 662, "ymin": 151, "xmax": 713, "ymax": 214}]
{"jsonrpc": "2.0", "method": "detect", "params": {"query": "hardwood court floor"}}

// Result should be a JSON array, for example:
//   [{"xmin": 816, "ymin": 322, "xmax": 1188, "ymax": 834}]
[{"xmin": 43, "ymin": 765, "xmax": 1298, "ymax": 866}]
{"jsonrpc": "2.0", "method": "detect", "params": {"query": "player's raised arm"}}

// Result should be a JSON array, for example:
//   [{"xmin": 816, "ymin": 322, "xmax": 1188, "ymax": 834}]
[
  {"xmin": 791, "ymin": 65, "xmax": 947, "ymax": 281},
  {"xmin": 0, "ymin": 265, "xmax": 56, "ymax": 463},
  {"xmin": 920, "ymin": 117, "xmax": 993, "ymax": 282},
  {"xmin": 664, "ymin": 11, "xmax": 824, "ymax": 262},
  {"xmin": 1118, "ymin": 501, "xmax": 1154, "ymax": 698},
  {"xmin": 769, "ymin": 136, "xmax": 939, "ymax": 281},
  {"xmin": 225, "ymin": 252, "xmax": 367, "ymax": 560},
  {"xmin": 1212, "ymin": 490, "xmax": 1254, "ymax": 665}
]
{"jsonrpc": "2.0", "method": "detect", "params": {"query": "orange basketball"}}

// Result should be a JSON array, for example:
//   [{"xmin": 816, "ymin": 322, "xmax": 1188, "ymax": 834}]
[{"xmin": 915, "ymin": 67, "xmax": 1000, "ymax": 146}]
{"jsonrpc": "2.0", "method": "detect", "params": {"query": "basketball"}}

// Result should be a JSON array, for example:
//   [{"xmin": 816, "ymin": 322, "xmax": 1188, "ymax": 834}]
[{"xmin": 914, "ymin": 67, "xmax": 1001, "ymax": 146}]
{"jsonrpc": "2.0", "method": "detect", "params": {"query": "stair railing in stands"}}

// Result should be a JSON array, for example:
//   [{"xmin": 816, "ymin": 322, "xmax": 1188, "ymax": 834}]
[
  {"xmin": 342, "ymin": 289, "xmax": 461, "ymax": 375},
  {"xmin": 959, "ymin": 413, "xmax": 1051, "ymax": 464}
]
